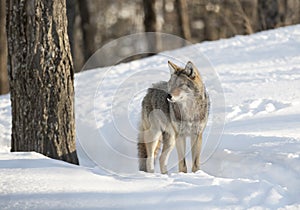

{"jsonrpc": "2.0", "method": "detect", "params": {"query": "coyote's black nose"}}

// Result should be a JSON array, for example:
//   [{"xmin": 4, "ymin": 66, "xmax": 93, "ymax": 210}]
[{"xmin": 167, "ymin": 94, "xmax": 172, "ymax": 100}]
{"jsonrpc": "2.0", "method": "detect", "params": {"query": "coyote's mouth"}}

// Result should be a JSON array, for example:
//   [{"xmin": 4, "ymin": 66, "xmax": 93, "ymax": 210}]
[
  {"xmin": 167, "ymin": 98, "xmax": 175, "ymax": 103},
  {"xmin": 167, "ymin": 94, "xmax": 175, "ymax": 103}
]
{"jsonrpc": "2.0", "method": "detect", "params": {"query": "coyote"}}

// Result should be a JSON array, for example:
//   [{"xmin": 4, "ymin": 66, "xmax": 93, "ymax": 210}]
[{"xmin": 137, "ymin": 60, "xmax": 210, "ymax": 174}]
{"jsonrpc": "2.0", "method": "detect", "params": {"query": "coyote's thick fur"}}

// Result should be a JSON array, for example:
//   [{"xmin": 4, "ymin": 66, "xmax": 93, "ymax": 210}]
[{"xmin": 137, "ymin": 61, "xmax": 210, "ymax": 174}]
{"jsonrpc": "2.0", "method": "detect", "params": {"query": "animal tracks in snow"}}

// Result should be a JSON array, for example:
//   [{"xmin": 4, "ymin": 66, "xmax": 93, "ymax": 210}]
[{"xmin": 226, "ymin": 99, "xmax": 290, "ymax": 122}]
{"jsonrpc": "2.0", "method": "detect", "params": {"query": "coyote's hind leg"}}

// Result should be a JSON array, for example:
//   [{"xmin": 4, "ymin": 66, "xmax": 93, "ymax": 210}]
[{"xmin": 159, "ymin": 131, "xmax": 176, "ymax": 174}]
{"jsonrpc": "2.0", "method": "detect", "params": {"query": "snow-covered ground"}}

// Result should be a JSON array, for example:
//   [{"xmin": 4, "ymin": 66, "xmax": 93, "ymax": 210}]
[{"xmin": 1, "ymin": 25, "xmax": 300, "ymax": 209}]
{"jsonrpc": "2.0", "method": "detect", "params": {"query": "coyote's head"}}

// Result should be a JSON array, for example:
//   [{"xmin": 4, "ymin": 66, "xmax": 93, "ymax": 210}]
[{"xmin": 167, "ymin": 60, "xmax": 204, "ymax": 103}]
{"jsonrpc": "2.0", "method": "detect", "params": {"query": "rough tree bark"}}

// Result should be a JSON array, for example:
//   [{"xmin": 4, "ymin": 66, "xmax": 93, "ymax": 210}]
[
  {"xmin": 6, "ymin": 0, "xmax": 78, "ymax": 164},
  {"xmin": 0, "ymin": 0, "xmax": 9, "ymax": 95}
]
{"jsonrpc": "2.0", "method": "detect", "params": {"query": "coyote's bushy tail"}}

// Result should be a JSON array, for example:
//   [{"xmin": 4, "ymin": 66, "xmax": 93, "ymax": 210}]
[
  {"xmin": 137, "ymin": 142, "xmax": 147, "ymax": 172},
  {"xmin": 137, "ymin": 124, "xmax": 161, "ymax": 172}
]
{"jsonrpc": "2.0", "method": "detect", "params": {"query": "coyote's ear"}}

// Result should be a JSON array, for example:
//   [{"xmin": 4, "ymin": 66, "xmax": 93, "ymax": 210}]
[
  {"xmin": 168, "ymin": 60, "xmax": 180, "ymax": 74},
  {"xmin": 185, "ymin": 61, "xmax": 196, "ymax": 79}
]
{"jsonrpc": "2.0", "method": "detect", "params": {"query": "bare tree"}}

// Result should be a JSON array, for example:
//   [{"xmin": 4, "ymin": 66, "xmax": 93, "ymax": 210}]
[
  {"xmin": 66, "ymin": 0, "xmax": 77, "ymax": 57},
  {"xmin": 78, "ymin": 0, "xmax": 95, "ymax": 62},
  {"xmin": 175, "ymin": 0, "xmax": 191, "ymax": 40},
  {"xmin": 143, "ymin": 0, "xmax": 158, "ymax": 53},
  {"xmin": 6, "ymin": 0, "xmax": 78, "ymax": 164},
  {"xmin": 233, "ymin": 0, "xmax": 254, "ymax": 34},
  {"xmin": 0, "ymin": 0, "xmax": 9, "ymax": 95},
  {"xmin": 258, "ymin": 0, "xmax": 280, "ymax": 30},
  {"xmin": 143, "ymin": 0, "xmax": 157, "ymax": 32}
]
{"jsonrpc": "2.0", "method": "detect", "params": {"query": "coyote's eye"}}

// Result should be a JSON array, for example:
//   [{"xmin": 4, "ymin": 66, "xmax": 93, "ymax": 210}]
[
  {"xmin": 180, "ymin": 84, "xmax": 190, "ymax": 90},
  {"xmin": 186, "ymin": 83, "xmax": 192, "ymax": 88}
]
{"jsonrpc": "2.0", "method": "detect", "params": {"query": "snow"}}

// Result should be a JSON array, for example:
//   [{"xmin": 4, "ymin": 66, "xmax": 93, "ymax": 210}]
[{"xmin": 1, "ymin": 25, "xmax": 300, "ymax": 209}]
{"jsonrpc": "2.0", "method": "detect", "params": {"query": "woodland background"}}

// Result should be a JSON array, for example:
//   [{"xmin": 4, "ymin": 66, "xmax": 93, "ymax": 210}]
[
  {"xmin": 1, "ymin": 0, "xmax": 300, "ymax": 95},
  {"xmin": 67, "ymin": 0, "xmax": 300, "ymax": 72}
]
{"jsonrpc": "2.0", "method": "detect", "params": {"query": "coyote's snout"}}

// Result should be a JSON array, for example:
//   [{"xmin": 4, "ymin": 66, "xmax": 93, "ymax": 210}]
[{"xmin": 137, "ymin": 60, "xmax": 210, "ymax": 174}]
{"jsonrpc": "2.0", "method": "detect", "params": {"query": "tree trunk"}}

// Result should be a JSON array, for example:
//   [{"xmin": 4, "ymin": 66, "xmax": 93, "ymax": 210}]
[
  {"xmin": 143, "ymin": 0, "xmax": 158, "ymax": 53},
  {"xmin": 258, "ymin": 0, "xmax": 279, "ymax": 30},
  {"xmin": 66, "ymin": 0, "xmax": 76, "ymax": 58},
  {"xmin": 78, "ymin": 0, "xmax": 95, "ymax": 62},
  {"xmin": 0, "ymin": 0, "xmax": 9, "ymax": 95},
  {"xmin": 143, "ymin": 0, "xmax": 157, "ymax": 32},
  {"xmin": 175, "ymin": 0, "xmax": 191, "ymax": 40},
  {"xmin": 6, "ymin": 0, "xmax": 78, "ymax": 164}
]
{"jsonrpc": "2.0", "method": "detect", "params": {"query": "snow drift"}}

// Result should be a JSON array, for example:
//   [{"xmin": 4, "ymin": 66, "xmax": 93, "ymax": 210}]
[{"xmin": 1, "ymin": 25, "xmax": 300, "ymax": 209}]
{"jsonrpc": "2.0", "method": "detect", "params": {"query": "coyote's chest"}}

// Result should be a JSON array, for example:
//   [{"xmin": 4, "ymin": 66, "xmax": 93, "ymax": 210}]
[{"xmin": 169, "ymin": 99, "xmax": 204, "ymax": 136}]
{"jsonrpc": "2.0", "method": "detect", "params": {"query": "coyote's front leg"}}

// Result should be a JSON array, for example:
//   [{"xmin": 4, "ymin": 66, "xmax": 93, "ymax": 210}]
[
  {"xmin": 191, "ymin": 133, "xmax": 202, "ymax": 172},
  {"xmin": 176, "ymin": 135, "xmax": 187, "ymax": 173}
]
